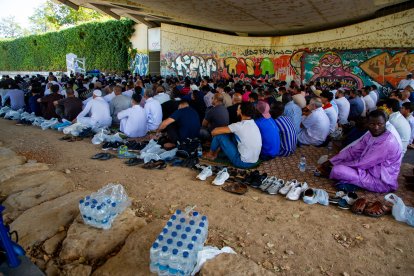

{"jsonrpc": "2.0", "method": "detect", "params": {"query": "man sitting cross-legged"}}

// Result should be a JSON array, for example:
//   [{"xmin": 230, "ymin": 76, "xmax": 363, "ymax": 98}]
[
  {"xmin": 204, "ymin": 102, "xmax": 262, "ymax": 169},
  {"xmin": 318, "ymin": 110, "xmax": 402, "ymax": 193},
  {"xmin": 157, "ymin": 100, "xmax": 200, "ymax": 149},
  {"xmin": 117, "ymin": 93, "xmax": 148, "ymax": 138}
]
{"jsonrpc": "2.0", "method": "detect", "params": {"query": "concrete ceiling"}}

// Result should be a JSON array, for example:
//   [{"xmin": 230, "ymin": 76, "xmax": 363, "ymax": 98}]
[{"xmin": 61, "ymin": 0, "xmax": 412, "ymax": 36}]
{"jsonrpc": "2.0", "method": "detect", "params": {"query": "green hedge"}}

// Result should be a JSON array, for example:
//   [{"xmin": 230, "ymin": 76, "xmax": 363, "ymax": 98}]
[{"xmin": 0, "ymin": 19, "xmax": 135, "ymax": 72}]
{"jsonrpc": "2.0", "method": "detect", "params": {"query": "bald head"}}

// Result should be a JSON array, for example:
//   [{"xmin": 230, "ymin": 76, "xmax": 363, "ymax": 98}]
[{"xmin": 232, "ymin": 93, "xmax": 242, "ymax": 104}]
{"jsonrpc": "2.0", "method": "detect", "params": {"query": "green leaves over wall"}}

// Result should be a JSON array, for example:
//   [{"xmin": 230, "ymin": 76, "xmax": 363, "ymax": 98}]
[{"xmin": 0, "ymin": 19, "xmax": 135, "ymax": 72}]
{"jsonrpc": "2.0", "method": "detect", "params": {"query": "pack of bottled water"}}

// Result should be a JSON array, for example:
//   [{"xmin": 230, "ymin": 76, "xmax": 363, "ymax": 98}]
[
  {"xmin": 150, "ymin": 209, "xmax": 208, "ymax": 275},
  {"xmin": 78, "ymin": 183, "xmax": 130, "ymax": 230}
]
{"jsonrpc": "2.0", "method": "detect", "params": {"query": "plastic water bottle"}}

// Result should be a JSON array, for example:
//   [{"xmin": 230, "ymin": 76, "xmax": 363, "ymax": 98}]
[
  {"xmin": 197, "ymin": 144, "xmax": 203, "ymax": 157},
  {"xmin": 150, "ymin": 242, "xmax": 160, "ymax": 273},
  {"xmin": 168, "ymin": 248, "xmax": 180, "ymax": 275},
  {"xmin": 158, "ymin": 246, "xmax": 170, "ymax": 275},
  {"xmin": 299, "ymin": 155, "xmax": 306, "ymax": 172}
]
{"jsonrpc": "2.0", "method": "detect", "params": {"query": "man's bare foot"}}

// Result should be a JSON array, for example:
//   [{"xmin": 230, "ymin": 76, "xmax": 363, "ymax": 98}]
[{"xmin": 204, "ymin": 151, "xmax": 217, "ymax": 160}]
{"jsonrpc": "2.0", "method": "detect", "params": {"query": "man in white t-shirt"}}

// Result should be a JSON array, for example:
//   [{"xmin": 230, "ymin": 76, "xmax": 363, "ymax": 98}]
[
  {"xmin": 205, "ymin": 102, "xmax": 262, "ymax": 169},
  {"xmin": 385, "ymin": 99, "xmax": 411, "ymax": 156},
  {"xmin": 117, "ymin": 93, "xmax": 147, "ymax": 138},
  {"xmin": 298, "ymin": 97, "xmax": 330, "ymax": 146},
  {"xmin": 398, "ymin": 73, "xmax": 414, "ymax": 91},
  {"xmin": 320, "ymin": 91, "xmax": 338, "ymax": 134},
  {"xmin": 361, "ymin": 87, "xmax": 376, "ymax": 113},
  {"xmin": 143, "ymin": 88, "xmax": 163, "ymax": 131},
  {"xmin": 334, "ymin": 89, "xmax": 350, "ymax": 125},
  {"xmin": 153, "ymin": 86, "xmax": 171, "ymax": 104}
]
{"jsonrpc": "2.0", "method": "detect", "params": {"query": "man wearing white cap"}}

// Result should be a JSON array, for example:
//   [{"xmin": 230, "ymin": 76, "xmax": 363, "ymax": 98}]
[{"xmin": 74, "ymin": 90, "xmax": 112, "ymax": 128}]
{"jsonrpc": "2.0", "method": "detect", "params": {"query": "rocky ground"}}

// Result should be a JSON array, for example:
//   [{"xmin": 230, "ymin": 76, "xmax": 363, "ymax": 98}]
[{"xmin": 0, "ymin": 118, "xmax": 414, "ymax": 275}]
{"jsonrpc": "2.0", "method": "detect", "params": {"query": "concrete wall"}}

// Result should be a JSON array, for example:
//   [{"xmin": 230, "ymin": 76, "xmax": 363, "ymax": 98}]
[{"xmin": 160, "ymin": 8, "xmax": 414, "ymax": 94}]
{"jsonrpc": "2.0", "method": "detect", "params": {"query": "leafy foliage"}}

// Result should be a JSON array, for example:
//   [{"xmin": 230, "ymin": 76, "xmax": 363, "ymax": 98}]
[
  {"xmin": 0, "ymin": 19, "xmax": 135, "ymax": 72},
  {"xmin": 0, "ymin": 16, "xmax": 25, "ymax": 38},
  {"xmin": 29, "ymin": 0, "xmax": 109, "ymax": 34}
]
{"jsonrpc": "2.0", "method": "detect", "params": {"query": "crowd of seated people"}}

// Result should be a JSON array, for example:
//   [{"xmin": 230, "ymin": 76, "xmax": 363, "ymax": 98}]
[{"xmin": 1, "ymin": 72, "xmax": 413, "ymax": 194}]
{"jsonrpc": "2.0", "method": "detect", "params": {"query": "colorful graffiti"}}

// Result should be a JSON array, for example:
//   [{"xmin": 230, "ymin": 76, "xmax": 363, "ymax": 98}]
[
  {"xmin": 171, "ymin": 55, "xmax": 217, "ymax": 78},
  {"xmin": 359, "ymin": 51, "xmax": 414, "ymax": 88},
  {"xmin": 131, "ymin": 53, "xmax": 149, "ymax": 76},
  {"xmin": 162, "ymin": 53, "xmax": 298, "ymax": 81},
  {"xmin": 161, "ymin": 48, "xmax": 414, "ymax": 93},
  {"xmin": 307, "ymin": 52, "xmax": 364, "ymax": 89},
  {"xmin": 303, "ymin": 49, "xmax": 414, "ymax": 89}
]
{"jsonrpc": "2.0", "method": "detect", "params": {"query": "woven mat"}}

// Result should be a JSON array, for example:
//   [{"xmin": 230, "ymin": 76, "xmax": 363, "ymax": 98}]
[
  {"xmin": 257, "ymin": 145, "xmax": 414, "ymax": 206},
  {"xmin": 131, "ymin": 135, "xmax": 414, "ymax": 205}
]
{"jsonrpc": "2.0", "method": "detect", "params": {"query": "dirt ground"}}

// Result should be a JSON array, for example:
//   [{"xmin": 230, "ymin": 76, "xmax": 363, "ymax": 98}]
[{"xmin": 1, "ymin": 118, "xmax": 414, "ymax": 275}]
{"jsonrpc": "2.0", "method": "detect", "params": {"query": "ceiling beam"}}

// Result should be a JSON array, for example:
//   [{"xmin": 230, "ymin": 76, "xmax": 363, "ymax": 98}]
[
  {"xmin": 89, "ymin": 3, "xmax": 120, "ymax": 20},
  {"xmin": 126, "ymin": 13, "xmax": 158, "ymax": 28},
  {"xmin": 56, "ymin": 0, "xmax": 79, "ymax": 10}
]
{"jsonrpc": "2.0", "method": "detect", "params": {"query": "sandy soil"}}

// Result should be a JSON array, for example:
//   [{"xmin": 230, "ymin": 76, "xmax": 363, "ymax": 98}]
[{"xmin": 1, "ymin": 118, "xmax": 414, "ymax": 275}]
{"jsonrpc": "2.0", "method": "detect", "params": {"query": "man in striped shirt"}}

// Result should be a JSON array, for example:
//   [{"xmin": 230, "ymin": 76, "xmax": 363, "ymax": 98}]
[{"xmin": 270, "ymin": 102, "xmax": 297, "ymax": 156}]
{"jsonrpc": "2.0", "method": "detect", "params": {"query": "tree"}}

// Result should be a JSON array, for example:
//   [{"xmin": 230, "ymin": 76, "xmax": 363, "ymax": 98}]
[
  {"xmin": 29, "ymin": 0, "xmax": 109, "ymax": 34},
  {"xmin": 0, "ymin": 16, "xmax": 24, "ymax": 38}
]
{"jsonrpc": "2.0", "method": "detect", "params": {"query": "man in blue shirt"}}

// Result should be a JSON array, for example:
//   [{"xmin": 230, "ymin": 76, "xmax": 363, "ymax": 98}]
[
  {"xmin": 255, "ymin": 101, "xmax": 280, "ymax": 160},
  {"xmin": 270, "ymin": 102, "xmax": 297, "ymax": 156},
  {"xmin": 282, "ymin": 93, "xmax": 302, "ymax": 133},
  {"xmin": 2, "ymin": 82, "xmax": 25, "ymax": 110},
  {"xmin": 157, "ymin": 100, "xmax": 200, "ymax": 148},
  {"xmin": 348, "ymin": 89, "xmax": 365, "ymax": 121}
]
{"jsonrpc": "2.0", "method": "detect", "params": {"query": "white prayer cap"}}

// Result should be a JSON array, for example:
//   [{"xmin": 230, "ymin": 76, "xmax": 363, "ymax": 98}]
[
  {"xmin": 93, "ymin": 89, "xmax": 102, "ymax": 97},
  {"xmin": 190, "ymin": 84, "xmax": 198, "ymax": 91}
]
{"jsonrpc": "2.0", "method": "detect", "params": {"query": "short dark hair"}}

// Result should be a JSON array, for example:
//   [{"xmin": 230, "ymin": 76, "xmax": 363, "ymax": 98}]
[
  {"xmin": 282, "ymin": 93, "xmax": 292, "ymax": 104},
  {"xmin": 240, "ymin": 102, "xmax": 256, "ymax": 118},
  {"xmin": 270, "ymin": 102, "xmax": 284, "ymax": 119},
  {"xmin": 249, "ymin": 92, "xmax": 258, "ymax": 101},
  {"xmin": 402, "ymin": 102, "xmax": 413, "ymax": 112},
  {"xmin": 385, "ymin": 98, "xmax": 400, "ymax": 112},
  {"xmin": 368, "ymin": 109, "xmax": 387, "ymax": 121},
  {"xmin": 132, "ymin": 93, "xmax": 142, "ymax": 103},
  {"xmin": 50, "ymin": 84, "xmax": 59, "ymax": 93},
  {"xmin": 320, "ymin": 91, "xmax": 334, "ymax": 101},
  {"xmin": 245, "ymin": 85, "xmax": 252, "ymax": 91}
]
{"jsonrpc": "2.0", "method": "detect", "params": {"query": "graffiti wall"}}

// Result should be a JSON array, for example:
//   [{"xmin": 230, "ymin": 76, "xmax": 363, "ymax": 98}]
[
  {"xmin": 303, "ymin": 49, "xmax": 414, "ymax": 90},
  {"xmin": 161, "ymin": 50, "xmax": 300, "ymax": 83},
  {"xmin": 131, "ymin": 52, "xmax": 149, "ymax": 76},
  {"xmin": 159, "ymin": 8, "xmax": 414, "ymax": 93}
]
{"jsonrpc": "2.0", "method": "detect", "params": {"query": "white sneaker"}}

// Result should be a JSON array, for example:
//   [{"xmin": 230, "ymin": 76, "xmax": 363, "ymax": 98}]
[
  {"xmin": 212, "ymin": 168, "xmax": 230, "ymax": 186},
  {"xmin": 286, "ymin": 182, "xmax": 309, "ymax": 201},
  {"xmin": 196, "ymin": 166, "xmax": 213, "ymax": 181},
  {"xmin": 278, "ymin": 179, "xmax": 298, "ymax": 195},
  {"xmin": 259, "ymin": 176, "xmax": 276, "ymax": 191}
]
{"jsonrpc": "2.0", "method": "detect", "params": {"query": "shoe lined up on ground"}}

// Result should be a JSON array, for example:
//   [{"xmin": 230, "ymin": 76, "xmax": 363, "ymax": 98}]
[
  {"xmin": 91, "ymin": 152, "xmax": 114, "ymax": 160},
  {"xmin": 125, "ymin": 140, "xmax": 148, "ymax": 152},
  {"xmin": 212, "ymin": 168, "xmax": 230, "ymax": 186},
  {"xmin": 143, "ymin": 159, "xmax": 167, "ymax": 170},
  {"xmin": 124, "ymin": 157, "xmax": 144, "ymax": 166},
  {"xmin": 196, "ymin": 166, "xmax": 213, "ymax": 181},
  {"xmin": 303, "ymin": 188, "xmax": 329, "ymax": 206},
  {"xmin": 102, "ymin": 141, "xmax": 125, "ymax": 151}
]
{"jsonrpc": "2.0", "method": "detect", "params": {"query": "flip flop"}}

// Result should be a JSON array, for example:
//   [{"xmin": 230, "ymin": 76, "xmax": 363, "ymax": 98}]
[
  {"xmin": 98, "ymin": 153, "xmax": 114, "ymax": 160},
  {"xmin": 124, "ymin": 158, "xmax": 144, "ymax": 166},
  {"xmin": 222, "ymin": 182, "xmax": 248, "ymax": 195},
  {"xmin": 351, "ymin": 198, "xmax": 367, "ymax": 215},
  {"xmin": 363, "ymin": 201, "xmax": 390, "ymax": 218},
  {"xmin": 143, "ymin": 160, "xmax": 167, "ymax": 170},
  {"xmin": 91, "ymin": 153, "xmax": 107, "ymax": 159},
  {"xmin": 59, "ymin": 135, "xmax": 72, "ymax": 141}
]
